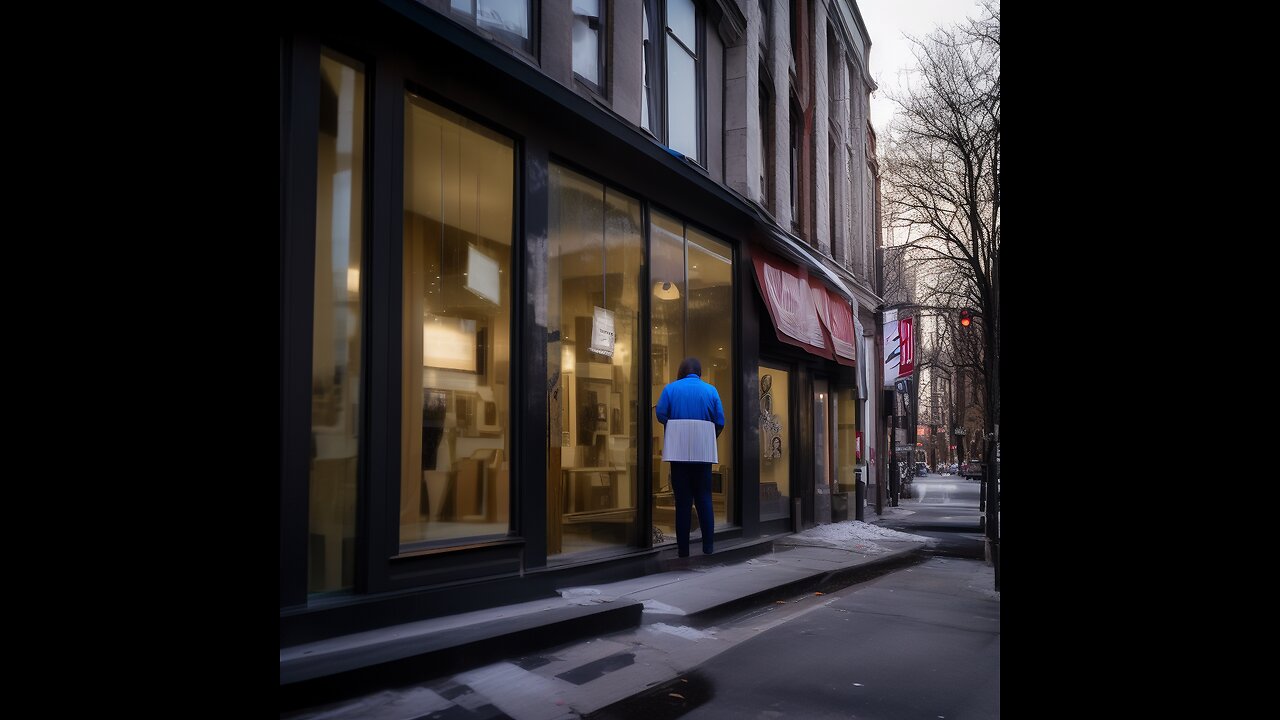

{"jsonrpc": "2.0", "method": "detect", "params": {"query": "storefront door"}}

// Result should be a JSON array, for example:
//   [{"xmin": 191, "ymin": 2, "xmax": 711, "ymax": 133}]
[{"xmin": 814, "ymin": 378, "xmax": 831, "ymax": 523}]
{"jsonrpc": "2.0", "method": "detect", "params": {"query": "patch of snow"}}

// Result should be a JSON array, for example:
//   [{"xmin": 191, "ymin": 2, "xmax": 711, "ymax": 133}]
[
  {"xmin": 557, "ymin": 587, "xmax": 614, "ymax": 605},
  {"xmin": 640, "ymin": 599, "xmax": 685, "ymax": 615},
  {"xmin": 791, "ymin": 520, "xmax": 929, "ymax": 546},
  {"xmin": 647, "ymin": 622, "xmax": 715, "ymax": 640}
]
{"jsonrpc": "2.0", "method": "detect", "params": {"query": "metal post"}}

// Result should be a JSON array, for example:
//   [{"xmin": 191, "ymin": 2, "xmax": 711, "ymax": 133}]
[
  {"xmin": 888, "ymin": 406, "xmax": 898, "ymax": 507},
  {"xmin": 855, "ymin": 473, "xmax": 865, "ymax": 521}
]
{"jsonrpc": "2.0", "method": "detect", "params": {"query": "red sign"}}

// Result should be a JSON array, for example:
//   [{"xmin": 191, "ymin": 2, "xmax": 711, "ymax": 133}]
[
  {"xmin": 898, "ymin": 316, "xmax": 914, "ymax": 377},
  {"xmin": 856, "ymin": 431, "xmax": 864, "ymax": 461}
]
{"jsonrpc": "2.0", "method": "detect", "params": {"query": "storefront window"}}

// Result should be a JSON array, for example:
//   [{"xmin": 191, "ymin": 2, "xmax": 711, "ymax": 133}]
[
  {"xmin": 686, "ymin": 229, "xmax": 734, "ymax": 527},
  {"xmin": 836, "ymin": 386, "xmax": 857, "ymax": 491},
  {"xmin": 547, "ymin": 165, "xmax": 644, "ymax": 558},
  {"xmin": 651, "ymin": 211, "xmax": 734, "ymax": 544},
  {"xmin": 309, "ymin": 49, "xmax": 364, "ymax": 595},
  {"xmin": 400, "ymin": 93, "xmax": 513, "ymax": 548},
  {"xmin": 758, "ymin": 365, "xmax": 790, "ymax": 520}
]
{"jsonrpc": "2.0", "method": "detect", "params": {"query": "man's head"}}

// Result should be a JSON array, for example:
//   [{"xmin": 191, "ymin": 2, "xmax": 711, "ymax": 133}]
[{"xmin": 677, "ymin": 357, "xmax": 702, "ymax": 378}]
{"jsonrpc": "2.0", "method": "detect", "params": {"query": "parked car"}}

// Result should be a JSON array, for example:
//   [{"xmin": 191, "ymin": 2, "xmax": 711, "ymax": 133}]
[{"xmin": 915, "ymin": 462, "xmax": 929, "ymax": 477}]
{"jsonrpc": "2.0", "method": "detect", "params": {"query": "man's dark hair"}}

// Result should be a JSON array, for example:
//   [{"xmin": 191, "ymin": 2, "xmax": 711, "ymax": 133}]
[{"xmin": 677, "ymin": 357, "xmax": 702, "ymax": 377}]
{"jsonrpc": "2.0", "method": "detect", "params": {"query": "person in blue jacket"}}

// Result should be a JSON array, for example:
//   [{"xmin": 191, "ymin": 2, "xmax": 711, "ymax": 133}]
[{"xmin": 656, "ymin": 357, "xmax": 726, "ymax": 557}]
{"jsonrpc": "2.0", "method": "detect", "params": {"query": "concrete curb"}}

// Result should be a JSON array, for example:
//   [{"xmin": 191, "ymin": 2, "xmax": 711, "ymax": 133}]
[
  {"xmin": 280, "ymin": 599, "xmax": 643, "ymax": 711},
  {"xmin": 677, "ymin": 542, "xmax": 927, "ymax": 622}
]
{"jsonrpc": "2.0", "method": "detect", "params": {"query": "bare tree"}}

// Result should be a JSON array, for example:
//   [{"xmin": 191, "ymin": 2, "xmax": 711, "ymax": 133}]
[{"xmin": 881, "ymin": 1, "xmax": 1000, "ymax": 468}]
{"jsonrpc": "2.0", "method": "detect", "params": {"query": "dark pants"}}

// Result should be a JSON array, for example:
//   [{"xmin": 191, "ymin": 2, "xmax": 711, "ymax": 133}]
[{"xmin": 670, "ymin": 462, "xmax": 715, "ymax": 557}]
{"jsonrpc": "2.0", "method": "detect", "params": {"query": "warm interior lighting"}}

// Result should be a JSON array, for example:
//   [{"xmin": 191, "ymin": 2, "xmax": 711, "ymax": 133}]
[{"xmin": 653, "ymin": 281, "xmax": 681, "ymax": 300}]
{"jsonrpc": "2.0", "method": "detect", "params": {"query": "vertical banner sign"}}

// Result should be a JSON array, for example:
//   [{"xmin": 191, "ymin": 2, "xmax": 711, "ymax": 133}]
[
  {"xmin": 856, "ymin": 431, "xmax": 864, "ymax": 461},
  {"xmin": 897, "ymin": 316, "xmax": 914, "ymax": 379},
  {"xmin": 882, "ymin": 309, "xmax": 899, "ymax": 387}
]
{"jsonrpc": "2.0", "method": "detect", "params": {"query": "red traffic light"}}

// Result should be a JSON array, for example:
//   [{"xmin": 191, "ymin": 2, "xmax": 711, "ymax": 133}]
[{"xmin": 959, "ymin": 309, "xmax": 972, "ymax": 327}]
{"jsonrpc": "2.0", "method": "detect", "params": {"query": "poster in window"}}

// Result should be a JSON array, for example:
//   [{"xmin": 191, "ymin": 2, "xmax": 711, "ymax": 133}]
[{"xmin": 589, "ymin": 305, "xmax": 616, "ymax": 357}]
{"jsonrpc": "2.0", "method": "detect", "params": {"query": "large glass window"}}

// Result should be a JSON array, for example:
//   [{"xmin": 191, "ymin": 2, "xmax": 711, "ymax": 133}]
[
  {"xmin": 546, "ymin": 165, "xmax": 644, "ymax": 559},
  {"xmin": 401, "ymin": 93, "xmax": 514, "ymax": 549},
  {"xmin": 572, "ymin": 0, "xmax": 605, "ymax": 91},
  {"xmin": 836, "ymin": 386, "xmax": 857, "ymax": 492},
  {"xmin": 309, "ymin": 49, "xmax": 365, "ymax": 595},
  {"xmin": 758, "ymin": 365, "xmax": 790, "ymax": 520},
  {"xmin": 451, "ymin": 0, "xmax": 533, "ymax": 53},
  {"xmin": 650, "ymin": 212, "xmax": 734, "ymax": 545}
]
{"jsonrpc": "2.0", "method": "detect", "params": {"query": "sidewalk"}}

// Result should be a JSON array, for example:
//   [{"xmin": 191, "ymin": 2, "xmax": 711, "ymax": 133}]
[{"xmin": 281, "ymin": 510, "xmax": 929, "ymax": 717}]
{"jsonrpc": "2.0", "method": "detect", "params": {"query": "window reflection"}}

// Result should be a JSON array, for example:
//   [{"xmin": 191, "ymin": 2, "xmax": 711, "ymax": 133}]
[
  {"xmin": 401, "ymin": 94, "xmax": 513, "ymax": 548},
  {"xmin": 547, "ymin": 165, "xmax": 643, "ymax": 559},
  {"xmin": 452, "ymin": 0, "xmax": 532, "ymax": 52},
  {"xmin": 572, "ymin": 0, "xmax": 603, "ymax": 88},
  {"xmin": 309, "ymin": 49, "xmax": 364, "ymax": 595}
]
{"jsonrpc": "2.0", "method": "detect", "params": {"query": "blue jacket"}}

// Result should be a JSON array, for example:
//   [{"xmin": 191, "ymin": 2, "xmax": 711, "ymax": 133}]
[{"xmin": 656, "ymin": 375, "xmax": 726, "ymax": 436}]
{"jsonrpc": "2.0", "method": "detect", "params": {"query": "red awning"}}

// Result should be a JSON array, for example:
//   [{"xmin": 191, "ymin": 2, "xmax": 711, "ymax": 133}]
[
  {"xmin": 812, "ymin": 279, "xmax": 857, "ymax": 367},
  {"xmin": 751, "ymin": 252, "xmax": 834, "ymax": 361}
]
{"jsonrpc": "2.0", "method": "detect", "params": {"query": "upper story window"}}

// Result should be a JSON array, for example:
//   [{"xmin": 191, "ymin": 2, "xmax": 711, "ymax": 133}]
[
  {"xmin": 642, "ymin": 0, "xmax": 704, "ymax": 164},
  {"xmin": 827, "ymin": 24, "xmax": 839, "ymax": 129},
  {"xmin": 789, "ymin": 99, "xmax": 800, "ymax": 233},
  {"xmin": 451, "ymin": 0, "xmax": 534, "ymax": 54},
  {"xmin": 758, "ymin": 0, "xmax": 770, "ymax": 58},
  {"xmin": 759, "ymin": 72, "xmax": 773, "ymax": 213},
  {"xmin": 572, "ymin": 0, "xmax": 606, "ymax": 92},
  {"xmin": 789, "ymin": 0, "xmax": 798, "ymax": 68}
]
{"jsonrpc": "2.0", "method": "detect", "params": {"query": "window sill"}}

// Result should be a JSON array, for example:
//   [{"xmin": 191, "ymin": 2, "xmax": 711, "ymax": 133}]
[{"xmin": 572, "ymin": 74, "xmax": 610, "ymax": 109}]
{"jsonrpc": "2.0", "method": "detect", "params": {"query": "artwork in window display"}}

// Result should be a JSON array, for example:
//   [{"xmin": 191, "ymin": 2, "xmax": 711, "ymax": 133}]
[
  {"xmin": 465, "ymin": 244, "xmax": 501, "ymax": 305},
  {"xmin": 760, "ymin": 373, "xmax": 782, "ymax": 459},
  {"xmin": 590, "ymin": 306, "xmax": 616, "ymax": 357},
  {"xmin": 423, "ymin": 314, "xmax": 479, "ymax": 372}
]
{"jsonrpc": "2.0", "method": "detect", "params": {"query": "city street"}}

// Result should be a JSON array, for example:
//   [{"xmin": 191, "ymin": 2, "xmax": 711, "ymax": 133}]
[
  {"xmin": 589, "ymin": 475, "xmax": 998, "ymax": 719},
  {"xmin": 589, "ymin": 555, "xmax": 999, "ymax": 720}
]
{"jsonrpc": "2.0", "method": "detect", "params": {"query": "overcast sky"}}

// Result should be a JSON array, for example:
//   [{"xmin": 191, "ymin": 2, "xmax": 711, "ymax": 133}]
[{"xmin": 856, "ymin": 0, "xmax": 988, "ymax": 136}]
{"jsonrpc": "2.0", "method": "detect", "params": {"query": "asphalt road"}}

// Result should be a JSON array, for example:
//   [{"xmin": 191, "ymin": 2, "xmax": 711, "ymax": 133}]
[
  {"xmin": 588, "ymin": 474, "xmax": 999, "ymax": 720},
  {"xmin": 889, "ymin": 474, "xmax": 986, "ymax": 561},
  {"xmin": 588, "ymin": 555, "xmax": 1000, "ymax": 720}
]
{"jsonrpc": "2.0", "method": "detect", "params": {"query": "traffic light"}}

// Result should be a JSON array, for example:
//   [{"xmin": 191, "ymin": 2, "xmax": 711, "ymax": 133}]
[{"xmin": 959, "ymin": 309, "xmax": 973, "ymax": 328}]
